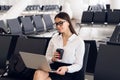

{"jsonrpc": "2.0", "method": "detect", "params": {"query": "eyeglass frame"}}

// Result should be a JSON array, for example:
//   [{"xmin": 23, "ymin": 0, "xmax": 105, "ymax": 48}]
[{"xmin": 54, "ymin": 21, "xmax": 66, "ymax": 26}]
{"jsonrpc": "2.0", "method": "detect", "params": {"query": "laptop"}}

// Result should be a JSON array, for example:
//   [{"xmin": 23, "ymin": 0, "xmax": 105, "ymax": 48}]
[{"xmin": 19, "ymin": 51, "xmax": 56, "ymax": 72}]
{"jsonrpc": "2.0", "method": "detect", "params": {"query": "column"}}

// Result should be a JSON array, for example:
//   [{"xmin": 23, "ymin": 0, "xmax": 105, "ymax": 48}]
[{"xmin": 110, "ymin": 0, "xmax": 120, "ymax": 9}]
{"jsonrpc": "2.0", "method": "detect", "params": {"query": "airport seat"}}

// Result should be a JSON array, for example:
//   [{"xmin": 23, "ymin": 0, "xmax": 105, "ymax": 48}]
[
  {"xmin": 20, "ymin": 17, "xmax": 35, "ymax": 35},
  {"xmin": 73, "ymin": 43, "xmax": 90, "ymax": 80},
  {"xmin": 84, "ymin": 40, "xmax": 98, "ymax": 73},
  {"xmin": 42, "ymin": 14, "xmax": 54, "ymax": 31},
  {"xmin": 0, "ymin": 35, "xmax": 12, "ymax": 76},
  {"xmin": 107, "ymin": 11, "xmax": 120, "ymax": 24},
  {"xmin": 113, "ymin": 9, "xmax": 120, "ymax": 12},
  {"xmin": 17, "ymin": 16, "xmax": 23, "ymax": 24},
  {"xmin": 109, "ymin": 24, "xmax": 120, "ymax": 43},
  {"xmin": 93, "ymin": 12, "xmax": 107, "ymax": 24},
  {"xmin": 32, "ymin": 15, "xmax": 45, "ymax": 33},
  {"xmin": 4, "ymin": 5, "xmax": 10, "ymax": 10},
  {"xmin": 13, "ymin": 36, "xmax": 49, "ymax": 55},
  {"xmin": 0, "ymin": 36, "xmax": 50, "ymax": 80},
  {"xmin": 7, "ymin": 18, "xmax": 22, "ymax": 35},
  {"xmin": 94, "ymin": 44, "xmax": 120, "ymax": 80},
  {"xmin": 0, "ymin": 20, "xmax": 8, "ymax": 34},
  {"xmin": 0, "ymin": 5, "xmax": 6, "ymax": 11},
  {"xmin": 81, "ymin": 11, "xmax": 94, "ymax": 24},
  {"xmin": 107, "ymin": 41, "xmax": 120, "ymax": 46}
]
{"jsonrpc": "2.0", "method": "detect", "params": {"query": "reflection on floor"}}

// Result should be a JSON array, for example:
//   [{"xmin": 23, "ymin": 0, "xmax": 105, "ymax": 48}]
[{"xmin": 85, "ymin": 73, "xmax": 94, "ymax": 80}]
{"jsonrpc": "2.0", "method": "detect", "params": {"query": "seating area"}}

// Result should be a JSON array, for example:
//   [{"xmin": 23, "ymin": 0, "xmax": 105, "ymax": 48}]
[
  {"xmin": 0, "ymin": 26, "xmax": 120, "ymax": 80},
  {"xmin": 0, "ymin": 5, "xmax": 12, "ymax": 11},
  {"xmin": 0, "ymin": 14, "xmax": 55, "ymax": 36},
  {"xmin": 94, "ymin": 44, "xmax": 120, "ymax": 80},
  {"xmin": 0, "ymin": 34, "xmax": 91, "ymax": 80},
  {"xmin": 0, "ymin": 5, "xmax": 60, "ymax": 12},
  {"xmin": 1, "ymin": 1, "xmax": 120, "ymax": 80},
  {"xmin": 81, "ymin": 10, "xmax": 120, "ymax": 25}
]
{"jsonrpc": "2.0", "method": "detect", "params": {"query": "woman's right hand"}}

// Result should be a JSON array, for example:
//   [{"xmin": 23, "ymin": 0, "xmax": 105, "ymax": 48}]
[{"xmin": 51, "ymin": 52, "xmax": 60, "ymax": 62}]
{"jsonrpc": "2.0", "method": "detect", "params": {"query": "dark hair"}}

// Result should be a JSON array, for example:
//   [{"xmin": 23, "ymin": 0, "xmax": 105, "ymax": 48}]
[{"xmin": 54, "ymin": 12, "xmax": 77, "ymax": 35}]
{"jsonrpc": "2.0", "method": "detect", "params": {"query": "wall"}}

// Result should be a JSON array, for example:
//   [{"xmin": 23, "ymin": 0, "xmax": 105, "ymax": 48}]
[
  {"xmin": 0, "ymin": 0, "xmax": 60, "ymax": 5},
  {"xmin": 110, "ymin": 0, "xmax": 120, "ymax": 9},
  {"xmin": 65, "ymin": 0, "xmax": 84, "ymax": 20}
]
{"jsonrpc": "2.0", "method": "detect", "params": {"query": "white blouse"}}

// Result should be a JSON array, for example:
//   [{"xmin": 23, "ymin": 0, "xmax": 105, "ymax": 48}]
[{"xmin": 45, "ymin": 33, "xmax": 85, "ymax": 73}]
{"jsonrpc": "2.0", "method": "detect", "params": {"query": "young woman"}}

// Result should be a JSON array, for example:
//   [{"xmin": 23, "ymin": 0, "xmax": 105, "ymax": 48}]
[{"xmin": 33, "ymin": 12, "xmax": 85, "ymax": 80}]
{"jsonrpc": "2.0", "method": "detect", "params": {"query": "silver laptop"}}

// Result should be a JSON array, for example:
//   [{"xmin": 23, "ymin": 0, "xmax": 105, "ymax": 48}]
[{"xmin": 19, "ymin": 51, "xmax": 55, "ymax": 72}]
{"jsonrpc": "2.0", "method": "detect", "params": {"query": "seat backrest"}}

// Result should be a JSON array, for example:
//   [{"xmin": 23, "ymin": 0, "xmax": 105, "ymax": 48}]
[
  {"xmin": 73, "ymin": 43, "xmax": 90, "ymax": 80},
  {"xmin": 0, "ymin": 20, "xmax": 8, "ymax": 34},
  {"xmin": 7, "ymin": 18, "xmax": 22, "ymax": 35},
  {"xmin": 93, "ymin": 12, "xmax": 107, "ymax": 24},
  {"xmin": 13, "ymin": 36, "xmax": 49, "ymax": 55},
  {"xmin": 84, "ymin": 40, "xmax": 98, "ymax": 73},
  {"xmin": 20, "ymin": 17, "xmax": 35, "ymax": 35},
  {"xmin": 107, "ymin": 11, "xmax": 120, "ymax": 24},
  {"xmin": 81, "ymin": 11, "xmax": 94, "ymax": 24},
  {"xmin": 109, "ymin": 24, "xmax": 120, "ymax": 43},
  {"xmin": 94, "ymin": 44, "xmax": 120, "ymax": 80},
  {"xmin": 42, "ymin": 14, "xmax": 54, "ymax": 31},
  {"xmin": 0, "ymin": 34, "xmax": 12, "ymax": 69},
  {"xmin": 32, "ymin": 15, "xmax": 45, "ymax": 32},
  {"xmin": 7, "ymin": 36, "xmax": 51, "ymax": 79}
]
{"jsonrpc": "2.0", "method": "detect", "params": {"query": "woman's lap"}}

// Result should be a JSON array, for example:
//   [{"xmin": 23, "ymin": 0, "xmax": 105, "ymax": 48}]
[
  {"xmin": 49, "ymin": 72, "xmax": 73, "ymax": 80},
  {"xmin": 49, "ymin": 62, "xmax": 73, "ymax": 80}
]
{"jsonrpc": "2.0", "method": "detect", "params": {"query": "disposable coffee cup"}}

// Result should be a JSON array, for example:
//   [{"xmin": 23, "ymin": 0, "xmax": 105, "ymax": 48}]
[{"xmin": 56, "ymin": 48, "xmax": 64, "ymax": 59}]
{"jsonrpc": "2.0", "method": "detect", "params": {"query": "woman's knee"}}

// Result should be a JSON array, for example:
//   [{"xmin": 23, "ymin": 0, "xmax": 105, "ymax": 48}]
[
  {"xmin": 34, "ymin": 70, "xmax": 49, "ymax": 77},
  {"xmin": 46, "ymin": 77, "xmax": 51, "ymax": 80}
]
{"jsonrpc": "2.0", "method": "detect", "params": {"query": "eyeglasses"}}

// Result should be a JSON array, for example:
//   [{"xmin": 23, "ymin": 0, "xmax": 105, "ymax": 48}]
[{"xmin": 54, "ymin": 21, "xmax": 66, "ymax": 26}]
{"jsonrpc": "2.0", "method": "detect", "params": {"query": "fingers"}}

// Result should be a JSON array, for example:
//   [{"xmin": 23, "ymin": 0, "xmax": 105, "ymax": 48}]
[
  {"xmin": 54, "ymin": 54, "xmax": 60, "ymax": 58},
  {"xmin": 52, "ymin": 52, "xmax": 60, "ymax": 62},
  {"xmin": 56, "ymin": 67, "xmax": 64, "ymax": 75}
]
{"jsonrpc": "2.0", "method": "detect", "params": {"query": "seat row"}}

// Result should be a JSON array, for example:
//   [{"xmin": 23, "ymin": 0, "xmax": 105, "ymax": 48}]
[
  {"xmin": 1, "ymin": 34, "xmax": 120, "ymax": 80},
  {"xmin": 109, "ymin": 24, "xmax": 120, "ymax": 43},
  {"xmin": 0, "ymin": 14, "xmax": 55, "ymax": 35},
  {"xmin": 0, "ymin": 34, "xmax": 51, "ymax": 79},
  {"xmin": 0, "ymin": 34, "xmax": 91, "ymax": 80},
  {"xmin": 41, "ymin": 5, "xmax": 61, "ymax": 11},
  {"xmin": 26, "ymin": 5, "xmax": 60, "ymax": 11},
  {"xmin": 0, "ymin": 5, "xmax": 61, "ymax": 12},
  {"xmin": 0, "ymin": 5, "xmax": 12, "ymax": 11},
  {"xmin": 81, "ymin": 10, "xmax": 120, "ymax": 25}
]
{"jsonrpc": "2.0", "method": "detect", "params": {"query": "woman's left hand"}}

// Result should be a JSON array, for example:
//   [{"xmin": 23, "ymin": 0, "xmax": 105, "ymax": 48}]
[{"xmin": 55, "ymin": 66, "xmax": 68, "ymax": 75}]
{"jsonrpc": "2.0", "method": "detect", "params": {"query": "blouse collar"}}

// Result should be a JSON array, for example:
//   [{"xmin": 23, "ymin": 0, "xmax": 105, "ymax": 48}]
[{"xmin": 59, "ymin": 34, "xmax": 77, "ymax": 41}]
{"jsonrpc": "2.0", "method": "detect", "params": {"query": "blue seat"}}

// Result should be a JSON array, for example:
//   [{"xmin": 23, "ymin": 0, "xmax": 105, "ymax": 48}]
[
  {"xmin": 7, "ymin": 18, "xmax": 22, "ymax": 35},
  {"xmin": 109, "ymin": 24, "xmax": 120, "ymax": 43},
  {"xmin": 93, "ymin": 12, "xmax": 107, "ymax": 24},
  {"xmin": 20, "ymin": 17, "xmax": 35, "ymax": 35},
  {"xmin": 94, "ymin": 44, "xmax": 120, "ymax": 80},
  {"xmin": 0, "ymin": 20, "xmax": 8, "ymax": 34},
  {"xmin": 0, "ymin": 34, "xmax": 12, "ymax": 76},
  {"xmin": 84, "ymin": 40, "xmax": 98, "ymax": 73},
  {"xmin": 107, "ymin": 11, "xmax": 120, "ymax": 24},
  {"xmin": 42, "ymin": 14, "xmax": 54, "ymax": 31},
  {"xmin": 81, "ymin": 11, "xmax": 94, "ymax": 24},
  {"xmin": 32, "ymin": 15, "xmax": 45, "ymax": 33},
  {"xmin": 73, "ymin": 43, "xmax": 90, "ymax": 80}
]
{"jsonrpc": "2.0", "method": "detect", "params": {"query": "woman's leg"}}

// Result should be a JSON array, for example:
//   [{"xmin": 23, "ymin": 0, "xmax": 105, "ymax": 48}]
[{"xmin": 33, "ymin": 70, "xmax": 51, "ymax": 80}]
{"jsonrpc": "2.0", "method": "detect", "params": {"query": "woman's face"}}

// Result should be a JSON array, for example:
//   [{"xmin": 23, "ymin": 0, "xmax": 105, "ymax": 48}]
[{"xmin": 54, "ymin": 18, "xmax": 69, "ymax": 34}]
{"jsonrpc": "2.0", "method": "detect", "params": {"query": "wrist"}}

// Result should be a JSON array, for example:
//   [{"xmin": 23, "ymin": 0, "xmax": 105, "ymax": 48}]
[
  {"xmin": 66, "ymin": 67, "xmax": 68, "ymax": 72},
  {"xmin": 51, "ymin": 57, "xmax": 56, "ymax": 62}
]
